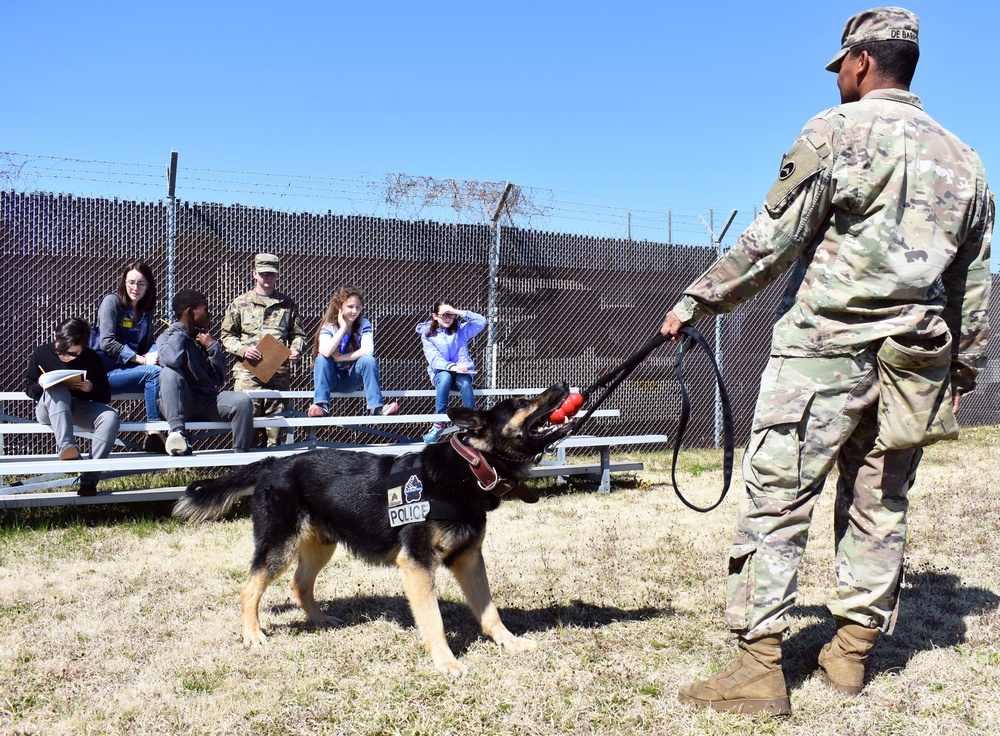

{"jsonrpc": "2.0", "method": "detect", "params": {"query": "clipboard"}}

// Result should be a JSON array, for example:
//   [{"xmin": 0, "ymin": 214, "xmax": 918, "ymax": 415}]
[{"xmin": 240, "ymin": 333, "xmax": 292, "ymax": 384}]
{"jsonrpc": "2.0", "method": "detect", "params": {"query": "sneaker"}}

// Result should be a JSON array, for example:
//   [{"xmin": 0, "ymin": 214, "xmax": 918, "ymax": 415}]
[
  {"xmin": 143, "ymin": 432, "xmax": 167, "ymax": 454},
  {"xmin": 165, "ymin": 431, "xmax": 190, "ymax": 456},
  {"xmin": 423, "ymin": 424, "xmax": 444, "ymax": 443},
  {"xmin": 381, "ymin": 402, "xmax": 400, "ymax": 416},
  {"xmin": 307, "ymin": 403, "xmax": 329, "ymax": 418},
  {"xmin": 77, "ymin": 477, "xmax": 98, "ymax": 497},
  {"xmin": 60, "ymin": 445, "xmax": 80, "ymax": 461}
]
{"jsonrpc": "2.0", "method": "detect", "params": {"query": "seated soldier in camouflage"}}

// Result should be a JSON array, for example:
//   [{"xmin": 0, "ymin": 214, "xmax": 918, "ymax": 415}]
[{"xmin": 220, "ymin": 254, "xmax": 306, "ymax": 448}]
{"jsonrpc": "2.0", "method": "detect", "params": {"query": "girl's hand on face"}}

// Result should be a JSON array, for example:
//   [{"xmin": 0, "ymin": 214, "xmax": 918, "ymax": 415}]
[{"xmin": 338, "ymin": 310, "xmax": 350, "ymax": 329}]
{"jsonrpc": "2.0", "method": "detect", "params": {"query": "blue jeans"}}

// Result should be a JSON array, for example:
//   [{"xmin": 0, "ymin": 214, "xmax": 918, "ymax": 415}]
[
  {"xmin": 107, "ymin": 363, "xmax": 162, "ymax": 420},
  {"xmin": 313, "ymin": 353, "xmax": 386, "ymax": 411},
  {"xmin": 432, "ymin": 370, "xmax": 475, "ymax": 413}
]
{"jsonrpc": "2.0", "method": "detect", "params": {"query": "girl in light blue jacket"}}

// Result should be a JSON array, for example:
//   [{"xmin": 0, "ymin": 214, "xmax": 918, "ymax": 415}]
[{"xmin": 415, "ymin": 302, "xmax": 486, "ymax": 442}]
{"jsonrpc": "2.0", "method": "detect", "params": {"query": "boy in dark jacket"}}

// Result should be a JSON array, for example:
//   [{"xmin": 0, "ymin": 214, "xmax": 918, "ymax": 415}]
[
  {"xmin": 156, "ymin": 289, "xmax": 253, "ymax": 455},
  {"xmin": 25, "ymin": 317, "xmax": 121, "ymax": 496}
]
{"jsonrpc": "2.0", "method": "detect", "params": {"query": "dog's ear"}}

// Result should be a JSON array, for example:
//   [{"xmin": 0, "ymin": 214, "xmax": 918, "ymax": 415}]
[{"xmin": 447, "ymin": 406, "xmax": 487, "ymax": 431}]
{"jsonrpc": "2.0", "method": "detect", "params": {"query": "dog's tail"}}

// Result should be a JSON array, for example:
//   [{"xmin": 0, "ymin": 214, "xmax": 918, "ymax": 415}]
[{"xmin": 173, "ymin": 457, "xmax": 279, "ymax": 522}]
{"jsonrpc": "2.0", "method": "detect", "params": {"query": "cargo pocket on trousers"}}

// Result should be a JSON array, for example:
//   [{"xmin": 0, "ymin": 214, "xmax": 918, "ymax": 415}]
[
  {"xmin": 726, "ymin": 542, "xmax": 758, "ymax": 631},
  {"xmin": 745, "ymin": 390, "xmax": 813, "ymax": 500},
  {"xmin": 875, "ymin": 332, "xmax": 958, "ymax": 451}
]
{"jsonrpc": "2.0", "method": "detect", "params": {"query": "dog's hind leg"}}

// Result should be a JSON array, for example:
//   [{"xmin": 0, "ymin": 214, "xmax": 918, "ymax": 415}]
[
  {"xmin": 449, "ymin": 544, "xmax": 537, "ymax": 655},
  {"xmin": 290, "ymin": 531, "xmax": 343, "ymax": 626},
  {"xmin": 240, "ymin": 541, "xmax": 298, "ymax": 648},
  {"xmin": 396, "ymin": 550, "xmax": 467, "ymax": 677}
]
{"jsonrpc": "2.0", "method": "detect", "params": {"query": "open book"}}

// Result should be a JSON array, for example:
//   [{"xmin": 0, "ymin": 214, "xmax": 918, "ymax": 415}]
[{"xmin": 39, "ymin": 369, "xmax": 86, "ymax": 391}]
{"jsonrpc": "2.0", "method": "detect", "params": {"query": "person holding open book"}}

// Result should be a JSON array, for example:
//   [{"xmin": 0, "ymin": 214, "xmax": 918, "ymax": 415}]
[
  {"xmin": 415, "ymin": 301, "xmax": 486, "ymax": 443},
  {"xmin": 25, "ymin": 317, "xmax": 121, "ymax": 496}
]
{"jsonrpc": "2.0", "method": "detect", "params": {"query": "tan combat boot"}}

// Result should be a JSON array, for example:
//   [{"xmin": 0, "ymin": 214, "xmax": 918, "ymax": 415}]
[
  {"xmin": 678, "ymin": 634, "xmax": 791, "ymax": 716},
  {"xmin": 817, "ymin": 620, "xmax": 879, "ymax": 695}
]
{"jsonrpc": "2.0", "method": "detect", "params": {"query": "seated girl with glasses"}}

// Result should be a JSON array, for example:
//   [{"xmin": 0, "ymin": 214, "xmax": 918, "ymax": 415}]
[
  {"xmin": 25, "ymin": 317, "xmax": 121, "ymax": 496},
  {"xmin": 90, "ymin": 261, "xmax": 165, "ymax": 453}
]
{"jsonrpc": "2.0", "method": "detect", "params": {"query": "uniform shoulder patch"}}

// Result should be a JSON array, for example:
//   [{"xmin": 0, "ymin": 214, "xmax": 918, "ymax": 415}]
[{"xmin": 764, "ymin": 139, "xmax": 824, "ymax": 212}]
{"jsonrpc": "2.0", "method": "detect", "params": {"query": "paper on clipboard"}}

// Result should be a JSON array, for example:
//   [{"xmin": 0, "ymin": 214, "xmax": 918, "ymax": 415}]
[{"xmin": 239, "ymin": 333, "xmax": 292, "ymax": 383}]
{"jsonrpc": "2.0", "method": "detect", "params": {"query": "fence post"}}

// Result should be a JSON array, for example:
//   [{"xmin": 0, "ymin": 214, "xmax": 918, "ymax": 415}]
[
  {"xmin": 487, "ymin": 182, "xmax": 514, "ymax": 395},
  {"xmin": 166, "ymin": 151, "xmax": 178, "ymax": 311},
  {"xmin": 700, "ymin": 209, "xmax": 738, "ymax": 448}
]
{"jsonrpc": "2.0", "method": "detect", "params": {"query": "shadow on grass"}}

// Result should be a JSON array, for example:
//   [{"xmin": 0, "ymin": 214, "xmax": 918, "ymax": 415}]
[
  {"xmin": 784, "ymin": 567, "xmax": 1000, "ymax": 690},
  {"xmin": 266, "ymin": 595, "xmax": 670, "ymax": 655},
  {"xmin": 0, "ymin": 496, "xmax": 254, "ymax": 533}
]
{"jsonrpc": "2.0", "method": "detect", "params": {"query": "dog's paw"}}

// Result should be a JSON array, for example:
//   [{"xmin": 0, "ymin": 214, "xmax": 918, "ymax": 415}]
[
  {"xmin": 435, "ymin": 658, "xmax": 469, "ymax": 678},
  {"xmin": 242, "ymin": 629, "xmax": 268, "ymax": 648},
  {"xmin": 499, "ymin": 635, "xmax": 537, "ymax": 654}
]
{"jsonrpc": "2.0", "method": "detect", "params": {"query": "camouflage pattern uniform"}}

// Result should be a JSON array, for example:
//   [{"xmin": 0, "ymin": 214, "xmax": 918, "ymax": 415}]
[
  {"xmin": 220, "ymin": 289, "xmax": 307, "ymax": 447},
  {"xmin": 672, "ymin": 90, "xmax": 993, "ymax": 639}
]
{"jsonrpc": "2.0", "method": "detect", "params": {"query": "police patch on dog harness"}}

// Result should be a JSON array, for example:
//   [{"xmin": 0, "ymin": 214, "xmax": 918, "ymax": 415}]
[
  {"xmin": 387, "ymin": 464, "xmax": 429, "ymax": 527},
  {"xmin": 385, "ymin": 455, "xmax": 465, "ymax": 526}
]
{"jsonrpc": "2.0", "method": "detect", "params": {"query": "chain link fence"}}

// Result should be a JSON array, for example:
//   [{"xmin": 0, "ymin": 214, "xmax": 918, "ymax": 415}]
[{"xmin": 2, "ymin": 190, "xmax": 997, "ymax": 456}]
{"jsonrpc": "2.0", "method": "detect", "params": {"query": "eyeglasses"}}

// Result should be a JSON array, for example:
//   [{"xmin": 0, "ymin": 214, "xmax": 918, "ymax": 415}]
[
  {"xmin": 126, "ymin": 280, "xmax": 149, "ymax": 289},
  {"xmin": 55, "ymin": 346, "xmax": 84, "ymax": 357}
]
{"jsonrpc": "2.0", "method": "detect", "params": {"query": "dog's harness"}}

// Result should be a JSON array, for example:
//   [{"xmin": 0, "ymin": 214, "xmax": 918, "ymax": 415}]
[
  {"xmin": 568, "ymin": 326, "xmax": 734, "ymax": 513},
  {"xmin": 449, "ymin": 435, "xmax": 539, "ymax": 504}
]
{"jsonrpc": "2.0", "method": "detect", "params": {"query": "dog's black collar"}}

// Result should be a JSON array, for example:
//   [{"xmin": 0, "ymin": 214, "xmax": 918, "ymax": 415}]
[{"xmin": 449, "ymin": 435, "xmax": 538, "ymax": 503}]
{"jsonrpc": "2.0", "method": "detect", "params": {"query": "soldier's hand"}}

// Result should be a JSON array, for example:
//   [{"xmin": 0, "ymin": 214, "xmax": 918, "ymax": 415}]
[
  {"xmin": 288, "ymin": 349, "xmax": 300, "ymax": 363},
  {"xmin": 245, "ymin": 346, "xmax": 263, "ymax": 361},
  {"xmin": 660, "ymin": 311, "xmax": 683, "ymax": 341}
]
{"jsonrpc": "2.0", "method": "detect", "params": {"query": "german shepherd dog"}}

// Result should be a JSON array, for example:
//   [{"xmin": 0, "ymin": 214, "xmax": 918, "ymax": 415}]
[{"xmin": 173, "ymin": 382, "xmax": 574, "ymax": 676}]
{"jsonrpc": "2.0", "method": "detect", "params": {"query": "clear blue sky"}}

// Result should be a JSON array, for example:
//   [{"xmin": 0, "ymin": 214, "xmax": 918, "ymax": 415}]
[{"xmin": 3, "ymin": 0, "xmax": 997, "ymax": 260}]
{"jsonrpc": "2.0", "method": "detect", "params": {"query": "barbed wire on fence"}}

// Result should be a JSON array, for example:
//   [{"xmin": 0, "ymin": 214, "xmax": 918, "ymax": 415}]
[{"xmin": 0, "ymin": 149, "xmax": 755, "ymax": 241}]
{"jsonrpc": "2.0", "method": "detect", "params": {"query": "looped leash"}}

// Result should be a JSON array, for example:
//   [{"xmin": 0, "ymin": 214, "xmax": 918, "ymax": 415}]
[
  {"xmin": 669, "ymin": 327, "xmax": 734, "ymax": 512},
  {"xmin": 570, "ymin": 326, "xmax": 734, "ymax": 513}
]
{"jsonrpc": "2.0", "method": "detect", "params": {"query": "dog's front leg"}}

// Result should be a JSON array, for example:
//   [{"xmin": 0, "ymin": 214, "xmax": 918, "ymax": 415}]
[
  {"xmin": 450, "ymin": 545, "xmax": 537, "ymax": 655},
  {"xmin": 396, "ymin": 551, "xmax": 467, "ymax": 677}
]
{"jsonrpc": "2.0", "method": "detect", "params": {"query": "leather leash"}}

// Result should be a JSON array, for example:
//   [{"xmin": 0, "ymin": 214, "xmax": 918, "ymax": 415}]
[{"xmin": 569, "ymin": 326, "xmax": 734, "ymax": 513}]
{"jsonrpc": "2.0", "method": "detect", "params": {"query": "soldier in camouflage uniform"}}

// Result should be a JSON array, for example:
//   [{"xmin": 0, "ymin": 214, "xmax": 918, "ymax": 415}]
[
  {"xmin": 221, "ymin": 254, "xmax": 307, "ymax": 447},
  {"xmin": 660, "ymin": 7, "xmax": 993, "ymax": 716}
]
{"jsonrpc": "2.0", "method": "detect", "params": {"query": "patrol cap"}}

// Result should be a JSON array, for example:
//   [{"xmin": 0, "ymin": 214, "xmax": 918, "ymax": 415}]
[
  {"xmin": 826, "ymin": 6, "xmax": 919, "ymax": 72},
  {"xmin": 254, "ymin": 253, "xmax": 279, "ymax": 274}
]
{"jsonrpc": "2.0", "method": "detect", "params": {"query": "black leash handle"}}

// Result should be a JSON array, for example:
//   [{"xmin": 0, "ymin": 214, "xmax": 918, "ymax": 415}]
[{"xmin": 570, "ymin": 326, "xmax": 733, "ymax": 513}]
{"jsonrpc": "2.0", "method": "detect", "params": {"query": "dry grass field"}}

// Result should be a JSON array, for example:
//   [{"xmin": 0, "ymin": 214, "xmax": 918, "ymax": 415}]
[{"xmin": 2, "ymin": 426, "xmax": 998, "ymax": 735}]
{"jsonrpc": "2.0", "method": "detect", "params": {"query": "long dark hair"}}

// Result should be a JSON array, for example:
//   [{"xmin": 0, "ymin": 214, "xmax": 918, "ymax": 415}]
[
  {"xmin": 312, "ymin": 284, "xmax": 365, "ymax": 357},
  {"xmin": 115, "ymin": 261, "xmax": 157, "ymax": 318},
  {"xmin": 426, "ymin": 300, "xmax": 458, "ymax": 338}
]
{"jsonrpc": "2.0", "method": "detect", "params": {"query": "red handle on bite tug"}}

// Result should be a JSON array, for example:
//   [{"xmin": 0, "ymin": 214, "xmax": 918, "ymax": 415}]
[{"xmin": 549, "ymin": 392, "xmax": 585, "ymax": 424}]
